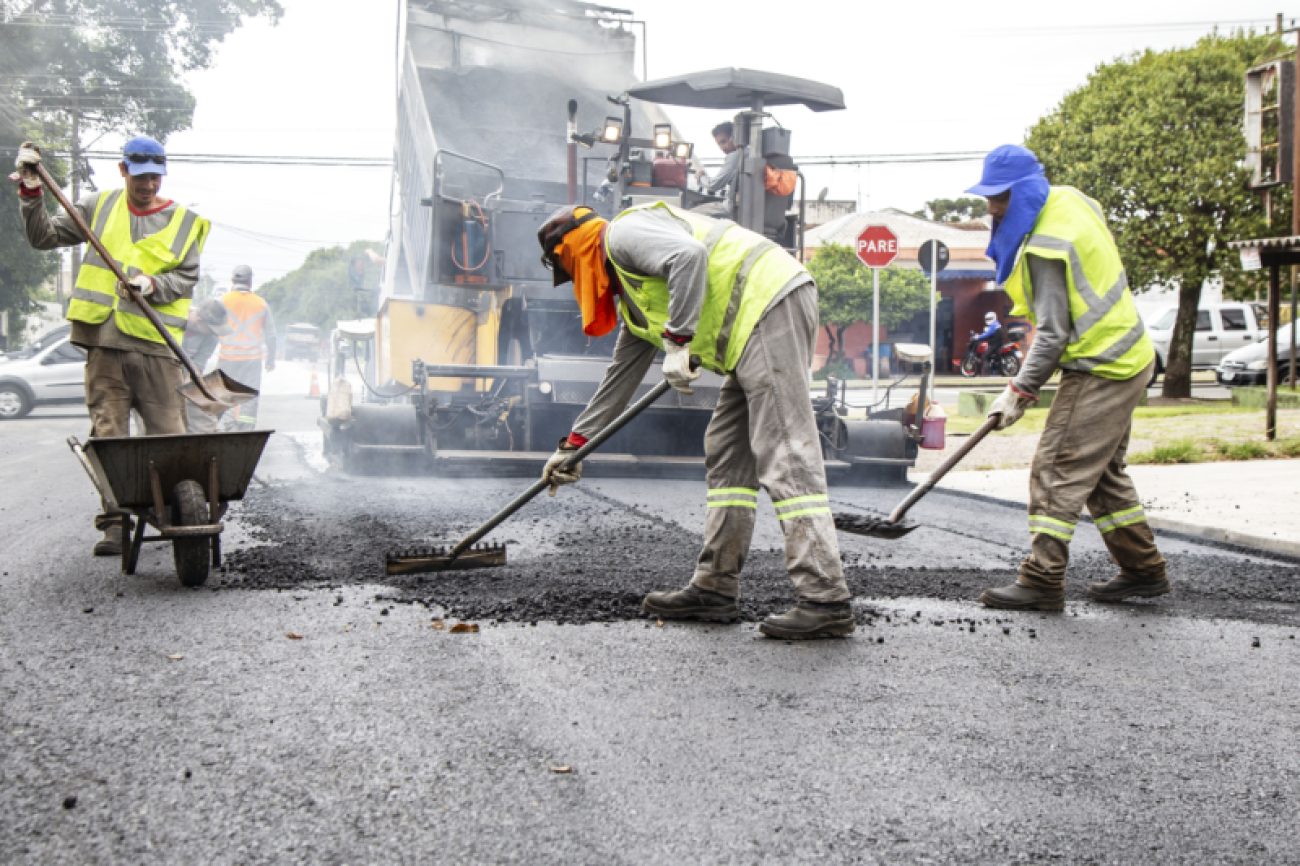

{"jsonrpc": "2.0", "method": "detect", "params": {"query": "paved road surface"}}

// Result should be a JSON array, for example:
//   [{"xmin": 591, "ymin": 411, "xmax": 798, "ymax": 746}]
[{"xmin": 2, "ymin": 364, "xmax": 1297, "ymax": 863}]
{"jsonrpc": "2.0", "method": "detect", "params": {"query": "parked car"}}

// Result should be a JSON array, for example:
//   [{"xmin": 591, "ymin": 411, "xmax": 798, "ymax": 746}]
[
  {"xmin": 282, "ymin": 322, "xmax": 321, "ymax": 362},
  {"xmin": 1215, "ymin": 322, "xmax": 1298, "ymax": 387},
  {"xmin": 2, "ymin": 323, "xmax": 71, "ymax": 360},
  {"xmin": 0, "ymin": 335, "xmax": 87, "ymax": 419},
  {"xmin": 1145, "ymin": 302, "xmax": 1265, "ymax": 381}
]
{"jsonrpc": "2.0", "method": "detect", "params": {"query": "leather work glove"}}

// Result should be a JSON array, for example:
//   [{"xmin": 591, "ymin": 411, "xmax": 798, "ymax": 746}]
[
  {"xmin": 116, "ymin": 274, "xmax": 156, "ymax": 302},
  {"xmin": 542, "ymin": 439, "xmax": 582, "ymax": 496},
  {"xmin": 661, "ymin": 338, "xmax": 700, "ymax": 395},
  {"xmin": 988, "ymin": 382, "xmax": 1033, "ymax": 430},
  {"xmin": 9, "ymin": 141, "xmax": 42, "ymax": 190}
]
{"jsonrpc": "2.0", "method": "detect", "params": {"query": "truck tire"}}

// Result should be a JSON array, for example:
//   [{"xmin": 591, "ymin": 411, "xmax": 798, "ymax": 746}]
[{"xmin": 171, "ymin": 479, "xmax": 211, "ymax": 588}]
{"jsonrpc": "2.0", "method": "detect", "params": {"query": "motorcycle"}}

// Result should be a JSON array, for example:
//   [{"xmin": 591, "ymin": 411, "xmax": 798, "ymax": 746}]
[{"xmin": 958, "ymin": 325, "xmax": 1026, "ymax": 377}]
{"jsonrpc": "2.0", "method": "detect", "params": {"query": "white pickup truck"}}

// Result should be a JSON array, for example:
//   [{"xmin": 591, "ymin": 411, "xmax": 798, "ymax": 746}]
[{"xmin": 1145, "ymin": 302, "xmax": 1266, "ymax": 378}]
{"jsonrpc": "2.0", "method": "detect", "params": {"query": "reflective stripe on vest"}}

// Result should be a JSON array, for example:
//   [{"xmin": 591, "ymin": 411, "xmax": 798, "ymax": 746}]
[
  {"xmin": 1002, "ymin": 186, "xmax": 1153, "ymax": 381},
  {"xmin": 606, "ymin": 201, "xmax": 808, "ymax": 374},
  {"xmin": 219, "ymin": 291, "xmax": 270, "ymax": 361},
  {"xmin": 67, "ymin": 190, "xmax": 209, "ymax": 345}
]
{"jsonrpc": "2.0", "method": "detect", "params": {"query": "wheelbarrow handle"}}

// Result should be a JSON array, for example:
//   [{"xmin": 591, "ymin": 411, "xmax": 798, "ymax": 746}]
[
  {"xmin": 66, "ymin": 436, "xmax": 123, "ymax": 514},
  {"xmin": 34, "ymin": 162, "xmax": 219, "ymax": 404}
]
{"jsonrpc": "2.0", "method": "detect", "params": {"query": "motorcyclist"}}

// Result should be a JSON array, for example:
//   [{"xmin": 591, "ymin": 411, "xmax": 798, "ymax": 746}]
[{"xmin": 973, "ymin": 311, "xmax": 1004, "ymax": 373}]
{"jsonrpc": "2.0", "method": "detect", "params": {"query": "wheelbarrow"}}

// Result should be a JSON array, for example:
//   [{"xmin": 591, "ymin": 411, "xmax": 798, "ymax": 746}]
[{"xmin": 68, "ymin": 431, "xmax": 272, "ymax": 587}]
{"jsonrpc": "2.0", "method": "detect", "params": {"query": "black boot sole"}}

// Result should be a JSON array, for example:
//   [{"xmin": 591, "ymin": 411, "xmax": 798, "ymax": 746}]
[
  {"xmin": 757, "ymin": 618, "xmax": 856, "ymax": 640},
  {"xmin": 1087, "ymin": 583, "xmax": 1171, "ymax": 602},
  {"xmin": 977, "ymin": 590, "xmax": 1065, "ymax": 612},
  {"xmin": 641, "ymin": 601, "xmax": 739, "ymax": 623}
]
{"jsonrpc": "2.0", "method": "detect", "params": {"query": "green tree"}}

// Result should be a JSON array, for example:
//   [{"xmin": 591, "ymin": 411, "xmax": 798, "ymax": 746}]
[
  {"xmin": 1025, "ymin": 31, "xmax": 1285, "ymax": 397},
  {"xmin": 259, "ymin": 241, "xmax": 384, "ymax": 330},
  {"xmin": 0, "ymin": 114, "xmax": 60, "ymax": 343},
  {"xmin": 914, "ymin": 197, "xmax": 987, "ymax": 223},
  {"xmin": 807, "ymin": 243, "xmax": 932, "ymax": 376},
  {"xmin": 0, "ymin": 0, "xmax": 281, "ymax": 340}
]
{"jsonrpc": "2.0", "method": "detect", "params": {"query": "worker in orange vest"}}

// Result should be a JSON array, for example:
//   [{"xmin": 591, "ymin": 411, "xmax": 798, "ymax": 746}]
[{"xmin": 218, "ymin": 264, "xmax": 275, "ymax": 429}]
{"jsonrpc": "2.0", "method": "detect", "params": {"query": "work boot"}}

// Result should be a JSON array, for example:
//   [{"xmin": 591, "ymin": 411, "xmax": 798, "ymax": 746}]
[
  {"xmin": 758, "ymin": 600, "xmax": 855, "ymax": 640},
  {"xmin": 93, "ymin": 523, "xmax": 126, "ymax": 557},
  {"xmin": 978, "ymin": 579, "xmax": 1065, "ymax": 612},
  {"xmin": 641, "ymin": 585, "xmax": 739, "ymax": 623},
  {"xmin": 1087, "ymin": 570, "xmax": 1171, "ymax": 603}
]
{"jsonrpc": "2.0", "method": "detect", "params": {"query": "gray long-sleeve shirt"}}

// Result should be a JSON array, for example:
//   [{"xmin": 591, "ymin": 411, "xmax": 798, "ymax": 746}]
[
  {"xmin": 569, "ymin": 208, "xmax": 809, "ymax": 441},
  {"xmin": 1011, "ymin": 254, "xmax": 1070, "ymax": 396},
  {"xmin": 706, "ymin": 148, "xmax": 742, "ymax": 196},
  {"xmin": 20, "ymin": 189, "xmax": 201, "ymax": 358}
]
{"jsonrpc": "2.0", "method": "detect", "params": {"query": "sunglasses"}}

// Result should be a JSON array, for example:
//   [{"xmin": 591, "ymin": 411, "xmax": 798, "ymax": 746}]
[{"xmin": 124, "ymin": 153, "xmax": 166, "ymax": 165}]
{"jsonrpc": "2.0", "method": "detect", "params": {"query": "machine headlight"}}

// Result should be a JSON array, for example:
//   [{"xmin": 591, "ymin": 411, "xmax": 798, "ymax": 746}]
[{"xmin": 1247, "ymin": 359, "xmax": 1269, "ymax": 370}]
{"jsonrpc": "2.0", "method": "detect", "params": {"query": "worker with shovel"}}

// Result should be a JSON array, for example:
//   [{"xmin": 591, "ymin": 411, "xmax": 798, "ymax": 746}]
[
  {"xmin": 536, "ymin": 203, "xmax": 853, "ymax": 640},
  {"xmin": 11, "ymin": 136, "xmax": 210, "ymax": 556},
  {"xmin": 968, "ymin": 144, "xmax": 1167, "ymax": 611}
]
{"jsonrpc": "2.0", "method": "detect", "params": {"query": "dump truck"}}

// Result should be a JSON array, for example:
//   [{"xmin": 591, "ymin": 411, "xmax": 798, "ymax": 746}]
[{"xmin": 320, "ymin": 0, "xmax": 929, "ymax": 482}]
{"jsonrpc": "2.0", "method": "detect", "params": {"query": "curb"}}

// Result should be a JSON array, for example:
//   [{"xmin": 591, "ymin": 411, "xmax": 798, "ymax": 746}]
[{"xmin": 926, "ymin": 486, "xmax": 1300, "ymax": 563}]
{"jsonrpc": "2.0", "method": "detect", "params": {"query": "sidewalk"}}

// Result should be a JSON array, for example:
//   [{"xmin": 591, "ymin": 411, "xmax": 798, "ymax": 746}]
[{"xmin": 924, "ymin": 460, "xmax": 1300, "ymax": 559}]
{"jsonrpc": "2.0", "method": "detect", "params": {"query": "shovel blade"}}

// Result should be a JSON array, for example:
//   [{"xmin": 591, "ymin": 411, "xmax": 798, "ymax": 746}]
[
  {"xmin": 833, "ymin": 512, "xmax": 919, "ymax": 540},
  {"xmin": 178, "ymin": 370, "xmax": 258, "ymax": 417}
]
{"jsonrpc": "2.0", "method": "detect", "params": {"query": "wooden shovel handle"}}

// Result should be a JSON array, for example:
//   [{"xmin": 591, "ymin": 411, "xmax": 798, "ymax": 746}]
[{"xmin": 33, "ymin": 162, "xmax": 217, "ymax": 402}]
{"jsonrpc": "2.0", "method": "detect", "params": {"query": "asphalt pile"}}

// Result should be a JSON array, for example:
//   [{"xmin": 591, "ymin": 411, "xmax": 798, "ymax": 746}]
[{"xmin": 219, "ymin": 478, "xmax": 1300, "ymax": 627}]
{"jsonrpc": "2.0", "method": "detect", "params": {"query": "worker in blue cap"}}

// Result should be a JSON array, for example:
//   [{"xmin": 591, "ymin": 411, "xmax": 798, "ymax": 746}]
[
  {"xmin": 11, "ymin": 135, "xmax": 210, "ymax": 556},
  {"xmin": 967, "ymin": 144, "xmax": 1168, "ymax": 611}
]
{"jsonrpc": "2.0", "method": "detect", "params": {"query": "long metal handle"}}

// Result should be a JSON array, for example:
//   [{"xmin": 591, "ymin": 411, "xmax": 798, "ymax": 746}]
[
  {"xmin": 448, "ymin": 378, "xmax": 674, "ymax": 559},
  {"xmin": 34, "ymin": 162, "xmax": 218, "ymax": 403},
  {"xmin": 887, "ymin": 413, "xmax": 1001, "ymax": 525}
]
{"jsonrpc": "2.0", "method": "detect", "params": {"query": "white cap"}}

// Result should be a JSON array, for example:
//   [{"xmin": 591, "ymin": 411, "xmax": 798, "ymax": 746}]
[{"xmin": 984, "ymin": 311, "xmax": 997, "ymax": 324}]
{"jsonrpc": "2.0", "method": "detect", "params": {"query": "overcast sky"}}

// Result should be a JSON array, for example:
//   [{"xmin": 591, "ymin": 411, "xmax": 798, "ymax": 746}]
[{"xmin": 81, "ymin": 0, "xmax": 1293, "ymax": 286}]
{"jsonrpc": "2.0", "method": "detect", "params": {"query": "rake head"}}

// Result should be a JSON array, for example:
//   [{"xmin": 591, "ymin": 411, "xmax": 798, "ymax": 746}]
[
  {"xmin": 385, "ymin": 543, "xmax": 508, "ymax": 576},
  {"xmin": 833, "ymin": 512, "xmax": 918, "ymax": 540}
]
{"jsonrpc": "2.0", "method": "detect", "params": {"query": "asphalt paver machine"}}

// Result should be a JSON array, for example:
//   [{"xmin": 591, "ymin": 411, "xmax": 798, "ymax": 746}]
[{"xmin": 320, "ymin": 0, "xmax": 926, "ymax": 483}]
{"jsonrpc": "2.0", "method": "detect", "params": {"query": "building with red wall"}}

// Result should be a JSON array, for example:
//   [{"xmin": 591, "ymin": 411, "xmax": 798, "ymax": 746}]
[{"xmin": 803, "ymin": 209, "xmax": 1031, "ymax": 375}]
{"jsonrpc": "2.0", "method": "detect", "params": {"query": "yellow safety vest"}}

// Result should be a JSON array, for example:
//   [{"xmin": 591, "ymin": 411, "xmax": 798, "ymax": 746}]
[
  {"xmin": 1003, "ymin": 186, "xmax": 1153, "ymax": 380},
  {"xmin": 66, "ymin": 189, "xmax": 210, "ymax": 345},
  {"xmin": 606, "ymin": 201, "xmax": 807, "ymax": 374}
]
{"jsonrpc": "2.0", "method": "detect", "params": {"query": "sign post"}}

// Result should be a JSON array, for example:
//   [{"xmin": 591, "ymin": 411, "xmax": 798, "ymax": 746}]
[
  {"xmin": 918, "ymin": 239, "xmax": 950, "ymax": 399},
  {"xmin": 856, "ymin": 225, "xmax": 899, "ymax": 403}
]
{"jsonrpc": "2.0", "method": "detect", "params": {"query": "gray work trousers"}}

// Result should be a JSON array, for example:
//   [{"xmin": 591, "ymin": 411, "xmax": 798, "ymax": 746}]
[
  {"xmin": 690, "ymin": 284, "xmax": 850, "ymax": 604},
  {"xmin": 218, "ymin": 358, "xmax": 263, "ymax": 430},
  {"xmin": 1020, "ymin": 360, "xmax": 1166, "ymax": 587}
]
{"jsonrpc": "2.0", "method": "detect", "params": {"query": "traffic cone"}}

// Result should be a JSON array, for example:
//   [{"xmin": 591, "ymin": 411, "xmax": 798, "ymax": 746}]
[{"xmin": 307, "ymin": 369, "xmax": 320, "ymax": 400}]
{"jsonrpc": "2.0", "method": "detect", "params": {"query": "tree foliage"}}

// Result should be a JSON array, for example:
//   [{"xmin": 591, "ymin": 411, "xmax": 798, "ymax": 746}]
[
  {"xmin": 2, "ymin": 0, "xmax": 283, "ymax": 146},
  {"xmin": 0, "ymin": 0, "xmax": 281, "ymax": 340},
  {"xmin": 258, "ymin": 241, "xmax": 384, "ymax": 330},
  {"xmin": 807, "ymin": 243, "xmax": 932, "ymax": 373},
  {"xmin": 1025, "ymin": 31, "xmax": 1286, "ymax": 397},
  {"xmin": 914, "ymin": 197, "xmax": 987, "ymax": 223}
]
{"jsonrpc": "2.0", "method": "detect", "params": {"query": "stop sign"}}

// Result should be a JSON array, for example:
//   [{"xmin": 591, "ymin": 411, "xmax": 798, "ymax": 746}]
[{"xmin": 856, "ymin": 225, "xmax": 898, "ymax": 268}]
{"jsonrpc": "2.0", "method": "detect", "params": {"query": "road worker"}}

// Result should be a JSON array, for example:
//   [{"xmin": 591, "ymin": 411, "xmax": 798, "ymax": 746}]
[
  {"xmin": 536, "ymin": 202, "xmax": 854, "ymax": 640},
  {"xmin": 217, "ymin": 264, "xmax": 275, "ymax": 430},
  {"xmin": 11, "ymin": 136, "xmax": 209, "ymax": 556},
  {"xmin": 181, "ymin": 299, "xmax": 232, "ymax": 433},
  {"xmin": 970, "ymin": 144, "xmax": 1168, "ymax": 610}
]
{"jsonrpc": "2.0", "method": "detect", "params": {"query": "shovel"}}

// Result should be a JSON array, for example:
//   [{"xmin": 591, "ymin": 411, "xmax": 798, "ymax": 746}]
[
  {"xmin": 33, "ymin": 161, "xmax": 253, "ymax": 417},
  {"xmin": 386, "ymin": 365, "xmax": 695, "ymax": 576},
  {"xmin": 835, "ymin": 413, "xmax": 1002, "ymax": 539}
]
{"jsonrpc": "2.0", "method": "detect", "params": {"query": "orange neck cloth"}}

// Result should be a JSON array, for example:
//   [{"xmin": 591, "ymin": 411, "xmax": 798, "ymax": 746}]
[{"xmin": 555, "ymin": 217, "xmax": 617, "ymax": 337}]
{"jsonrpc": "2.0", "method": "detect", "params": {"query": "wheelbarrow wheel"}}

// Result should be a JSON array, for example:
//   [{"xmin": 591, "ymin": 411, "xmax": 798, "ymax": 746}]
[{"xmin": 171, "ymin": 479, "xmax": 210, "ymax": 588}]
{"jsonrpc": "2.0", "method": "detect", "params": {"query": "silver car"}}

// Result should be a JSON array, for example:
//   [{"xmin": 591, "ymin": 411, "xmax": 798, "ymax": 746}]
[{"xmin": 0, "ymin": 335, "xmax": 87, "ymax": 419}]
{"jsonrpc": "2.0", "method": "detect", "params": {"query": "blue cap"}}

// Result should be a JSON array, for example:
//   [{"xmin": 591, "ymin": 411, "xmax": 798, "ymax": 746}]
[
  {"xmin": 966, "ymin": 144, "xmax": 1043, "ymax": 196},
  {"xmin": 122, "ymin": 135, "xmax": 167, "ymax": 176}
]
